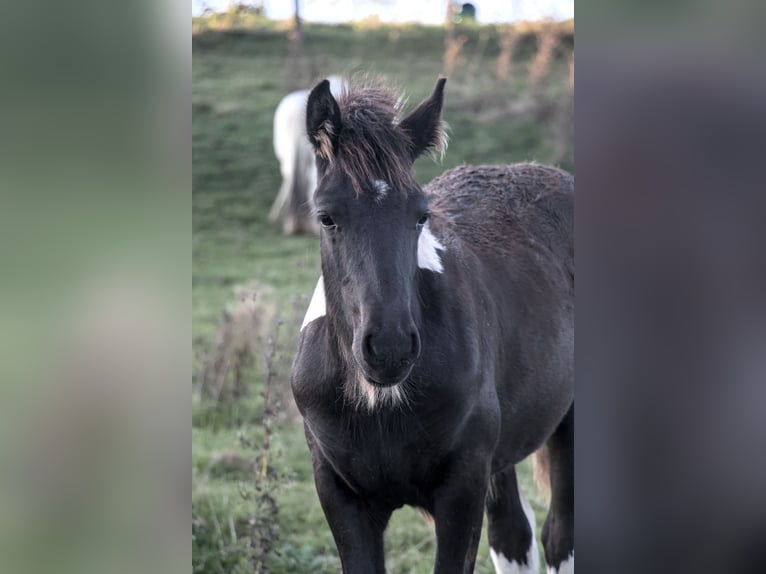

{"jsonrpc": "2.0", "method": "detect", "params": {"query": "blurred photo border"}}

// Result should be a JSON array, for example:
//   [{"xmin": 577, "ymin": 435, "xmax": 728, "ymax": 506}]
[{"xmin": 0, "ymin": 0, "xmax": 764, "ymax": 572}]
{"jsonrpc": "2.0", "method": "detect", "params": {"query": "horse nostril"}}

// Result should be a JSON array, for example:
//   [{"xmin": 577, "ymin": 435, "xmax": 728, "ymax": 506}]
[
  {"xmin": 361, "ymin": 326, "xmax": 419, "ymax": 371},
  {"xmin": 363, "ymin": 333, "xmax": 376, "ymax": 362}
]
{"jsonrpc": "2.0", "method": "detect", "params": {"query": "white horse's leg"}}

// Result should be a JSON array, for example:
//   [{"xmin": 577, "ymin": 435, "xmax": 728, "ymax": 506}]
[
  {"xmin": 271, "ymin": 90, "xmax": 308, "ymax": 223},
  {"xmin": 269, "ymin": 175, "xmax": 291, "ymax": 221}
]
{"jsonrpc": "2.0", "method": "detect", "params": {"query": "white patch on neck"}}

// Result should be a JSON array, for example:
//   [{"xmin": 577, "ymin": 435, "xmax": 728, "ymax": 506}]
[
  {"xmin": 417, "ymin": 223, "xmax": 445, "ymax": 273},
  {"xmin": 300, "ymin": 276, "xmax": 326, "ymax": 331},
  {"xmin": 489, "ymin": 484, "xmax": 539, "ymax": 574},
  {"xmin": 372, "ymin": 179, "xmax": 389, "ymax": 202},
  {"xmin": 547, "ymin": 552, "xmax": 574, "ymax": 574}
]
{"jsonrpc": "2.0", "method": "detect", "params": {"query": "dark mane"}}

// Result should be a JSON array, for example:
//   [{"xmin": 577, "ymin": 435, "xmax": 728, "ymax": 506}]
[{"xmin": 333, "ymin": 82, "xmax": 418, "ymax": 195}]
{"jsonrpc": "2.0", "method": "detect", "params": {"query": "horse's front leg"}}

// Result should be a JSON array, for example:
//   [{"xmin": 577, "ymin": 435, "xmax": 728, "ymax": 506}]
[
  {"xmin": 312, "ymin": 457, "xmax": 391, "ymax": 574},
  {"xmin": 432, "ymin": 461, "xmax": 491, "ymax": 574}
]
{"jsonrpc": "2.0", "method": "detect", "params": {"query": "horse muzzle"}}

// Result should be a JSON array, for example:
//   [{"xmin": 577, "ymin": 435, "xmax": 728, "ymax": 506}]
[
  {"xmin": 356, "ymin": 325, "xmax": 421, "ymax": 387},
  {"xmin": 361, "ymin": 362, "xmax": 416, "ymax": 388}
]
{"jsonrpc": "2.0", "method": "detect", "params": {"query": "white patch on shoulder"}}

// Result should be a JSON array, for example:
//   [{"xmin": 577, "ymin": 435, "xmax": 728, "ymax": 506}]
[
  {"xmin": 547, "ymin": 552, "xmax": 574, "ymax": 574},
  {"xmin": 300, "ymin": 276, "xmax": 326, "ymax": 331},
  {"xmin": 372, "ymin": 179, "xmax": 389, "ymax": 202},
  {"xmin": 417, "ymin": 223, "xmax": 445, "ymax": 273}
]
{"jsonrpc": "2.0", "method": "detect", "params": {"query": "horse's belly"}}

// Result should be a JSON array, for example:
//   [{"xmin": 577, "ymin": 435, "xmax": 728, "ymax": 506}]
[
  {"xmin": 492, "ymin": 378, "xmax": 572, "ymax": 467},
  {"xmin": 493, "ymin": 327, "xmax": 574, "ymax": 466}
]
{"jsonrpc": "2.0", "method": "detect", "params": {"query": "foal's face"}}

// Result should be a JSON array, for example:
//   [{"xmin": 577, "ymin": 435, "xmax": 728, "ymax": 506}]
[
  {"xmin": 314, "ymin": 170, "xmax": 429, "ymax": 386},
  {"xmin": 305, "ymin": 77, "xmax": 447, "ymax": 389}
]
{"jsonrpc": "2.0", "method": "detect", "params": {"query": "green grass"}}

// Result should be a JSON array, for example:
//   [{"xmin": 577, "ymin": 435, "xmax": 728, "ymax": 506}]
[{"xmin": 193, "ymin": 18, "xmax": 572, "ymax": 573}]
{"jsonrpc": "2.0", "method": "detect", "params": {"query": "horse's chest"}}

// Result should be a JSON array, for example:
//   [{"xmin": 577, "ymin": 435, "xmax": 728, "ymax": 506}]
[{"xmin": 311, "ymin": 418, "xmax": 443, "ymax": 506}]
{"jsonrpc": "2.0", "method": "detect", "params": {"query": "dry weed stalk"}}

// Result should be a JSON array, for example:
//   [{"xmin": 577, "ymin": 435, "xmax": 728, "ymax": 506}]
[
  {"xmin": 496, "ymin": 27, "xmax": 521, "ymax": 84},
  {"xmin": 241, "ymin": 318, "xmax": 284, "ymax": 574},
  {"xmin": 467, "ymin": 29, "xmax": 490, "ymax": 74},
  {"xmin": 551, "ymin": 48, "xmax": 574, "ymax": 166},
  {"xmin": 568, "ymin": 49, "xmax": 575, "ymax": 90},
  {"xmin": 550, "ymin": 92, "xmax": 573, "ymax": 166},
  {"xmin": 196, "ymin": 283, "xmax": 275, "ymax": 401},
  {"xmin": 528, "ymin": 24, "xmax": 560, "ymax": 97},
  {"xmin": 443, "ymin": 34, "xmax": 467, "ymax": 77}
]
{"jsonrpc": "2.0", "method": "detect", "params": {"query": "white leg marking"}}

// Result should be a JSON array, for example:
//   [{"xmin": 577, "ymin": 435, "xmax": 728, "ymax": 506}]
[
  {"xmin": 489, "ymin": 485, "xmax": 540, "ymax": 574},
  {"xmin": 300, "ymin": 276, "xmax": 326, "ymax": 331},
  {"xmin": 417, "ymin": 223, "xmax": 445, "ymax": 273},
  {"xmin": 547, "ymin": 552, "xmax": 574, "ymax": 574},
  {"xmin": 490, "ymin": 548, "xmax": 538, "ymax": 574}
]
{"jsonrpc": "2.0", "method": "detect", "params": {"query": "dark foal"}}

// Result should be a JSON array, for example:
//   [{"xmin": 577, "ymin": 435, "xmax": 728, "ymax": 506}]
[{"xmin": 291, "ymin": 78, "xmax": 574, "ymax": 574}]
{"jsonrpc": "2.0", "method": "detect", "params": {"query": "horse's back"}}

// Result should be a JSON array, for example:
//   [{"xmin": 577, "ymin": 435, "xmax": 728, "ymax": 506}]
[{"xmin": 426, "ymin": 163, "xmax": 573, "ymax": 276}]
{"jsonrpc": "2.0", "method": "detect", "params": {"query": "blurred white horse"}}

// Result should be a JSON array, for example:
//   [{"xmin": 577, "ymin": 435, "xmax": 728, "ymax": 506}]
[{"xmin": 271, "ymin": 75, "xmax": 346, "ymax": 234}]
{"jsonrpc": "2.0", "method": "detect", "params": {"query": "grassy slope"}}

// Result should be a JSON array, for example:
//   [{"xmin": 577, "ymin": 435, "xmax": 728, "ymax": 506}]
[{"xmin": 193, "ymin": 20, "xmax": 572, "ymax": 574}]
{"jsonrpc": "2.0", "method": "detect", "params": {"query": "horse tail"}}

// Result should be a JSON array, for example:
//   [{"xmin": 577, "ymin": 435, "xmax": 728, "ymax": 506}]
[{"xmin": 532, "ymin": 444, "xmax": 551, "ymax": 502}]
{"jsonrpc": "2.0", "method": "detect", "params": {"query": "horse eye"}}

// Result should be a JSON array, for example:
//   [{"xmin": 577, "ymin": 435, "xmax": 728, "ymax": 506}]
[
  {"xmin": 318, "ymin": 214, "xmax": 336, "ymax": 229},
  {"xmin": 417, "ymin": 213, "xmax": 429, "ymax": 227}
]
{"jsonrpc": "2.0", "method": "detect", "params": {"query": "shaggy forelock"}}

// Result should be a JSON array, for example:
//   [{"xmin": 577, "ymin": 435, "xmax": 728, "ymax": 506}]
[{"xmin": 334, "ymin": 82, "xmax": 418, "ymax": 195}]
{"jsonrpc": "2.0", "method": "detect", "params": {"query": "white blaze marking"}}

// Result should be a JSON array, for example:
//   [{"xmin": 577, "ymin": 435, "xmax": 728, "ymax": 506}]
[
  {"xmin": 547, "ymin": 552, "xmax": 574, "ymax": 574},
  {"xmin": 489, "ymin": 484, "xmax": 539, "ymax": 574},
  {"xmin": 418, "ymin": 223, "xmax": 445, "ymax": 273},
  {"xmin": 300, "ymin": 276, "xmax": 326, "ymax": 331},
  {"xmin": 372, "ymin": 179, "xmax": 389, "ymax": 202}
]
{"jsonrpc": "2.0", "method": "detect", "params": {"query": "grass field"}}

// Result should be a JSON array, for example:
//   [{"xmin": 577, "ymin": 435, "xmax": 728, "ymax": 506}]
[{"xmin": 193, "ymin": 16, "xmax": 573, "ymax": 573}]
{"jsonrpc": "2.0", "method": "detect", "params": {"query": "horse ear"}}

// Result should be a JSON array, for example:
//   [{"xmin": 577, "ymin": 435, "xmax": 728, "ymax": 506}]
[
  {"xmin": 306, "ymin": 79, "xmax": 342, "ymax": 163},
  {"xmin": 399, "ymin": 78, "xmax": 448, "ymax": 161}
]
